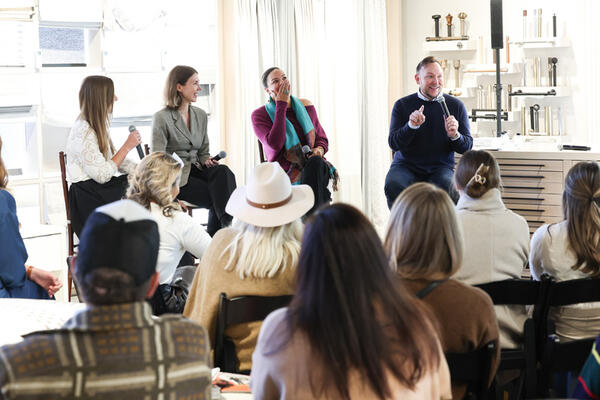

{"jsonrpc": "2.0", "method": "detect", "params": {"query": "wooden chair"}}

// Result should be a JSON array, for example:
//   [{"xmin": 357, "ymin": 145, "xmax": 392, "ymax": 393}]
[
  {"xmin": 258, "ymin": 140, "xmax": 266, "ymax": 163},
  {"xmin": 446, "ymin": 341, "xmax": 497, "ymax": 400},
  {"xmin": 538, "ymin": 277, "xmax": 600, "ymax": 397},
  {"xmin": 475, "ymin": 278, "xmax": 551, "ymax": 399},
  {"xmin": 58, "ymin": 151, "xmax": 75, "ymax": 301},
  {"xmin": 214, "ymin": 293, "xmax": 293, "ymax": 373}
]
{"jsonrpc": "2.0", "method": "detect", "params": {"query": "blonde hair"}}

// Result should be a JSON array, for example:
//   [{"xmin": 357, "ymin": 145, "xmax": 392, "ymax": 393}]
[
  {"xmin": 78, "ymin": 76, "xmax": 116, "ymax": 159},
  {"xmin": 126, "ymin": 152, "xmax": 182, "ymax": 217},
  {"xmin": 561, "ymin": 161, "xmax": 600, "ymax": 276},
  {"xmin": 384, "ymin": 182, "xmax": 463, "ymax": 280},
  {"xmin": 164, "ymin": 65, "xmax": 198, "ymax": 109},
  {"xmin": 222, "ymin": 219, "xmax": 303, "ymax": 279},
  {"xmin": 0, "ymin": 137, "xmax": 7, "ymax": 189}
]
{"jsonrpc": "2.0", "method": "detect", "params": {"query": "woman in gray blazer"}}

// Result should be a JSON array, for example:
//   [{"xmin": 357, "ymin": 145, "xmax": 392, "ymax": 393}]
[{"xmin": 152, "ymin": 65, "xmax": 236, "ymax": 236}]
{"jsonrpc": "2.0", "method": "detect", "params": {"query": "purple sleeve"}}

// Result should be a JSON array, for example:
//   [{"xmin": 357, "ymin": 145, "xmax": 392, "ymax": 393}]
[
  {"xmin": 251, "ymin": 101, "xmax": 288, "ymax": 157},
  {"xmin": 306, "ymin": 106, "xmax": 328, "ymax": 153}
]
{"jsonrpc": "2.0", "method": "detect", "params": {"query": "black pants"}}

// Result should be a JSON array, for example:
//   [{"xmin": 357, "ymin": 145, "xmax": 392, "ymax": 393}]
[
  {"xmin": 300, "ymin": 156, "xmax": 331, "ymax": 216},
  {"xmin": 178, "ymin": 164, "xmax": 237, "ymax": 236},
  {"xmin": 68, "ymin": 175, "xmax": 129, "ymax": 237}
]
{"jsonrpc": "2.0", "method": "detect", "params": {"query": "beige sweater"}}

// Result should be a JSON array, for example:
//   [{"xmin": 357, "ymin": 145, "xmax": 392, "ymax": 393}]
[{"xmin": 183, "ymin": 228, "xmax": 296, "ymax": 371}]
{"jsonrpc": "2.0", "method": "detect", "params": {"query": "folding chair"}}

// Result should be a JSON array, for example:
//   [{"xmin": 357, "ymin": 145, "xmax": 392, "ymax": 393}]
[
  {"xmin": 214, "ymin": 293, "xmax": 293, "ymax": 373},
  {"xmin": 446, "ymin": 341, "xmax": 497, "ymax": 400}
]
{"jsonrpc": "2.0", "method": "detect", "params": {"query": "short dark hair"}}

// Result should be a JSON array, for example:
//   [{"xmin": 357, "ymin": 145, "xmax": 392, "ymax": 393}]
[
  {"xmin": 416, "ymin": 56, "xmax": 441, "ymax": 73},
  {"xmin": 75, "ymin": 267, "xmax": 151, "ymax": 306},
  {"xmin": 261, "ymin": 67, "xmax": 280, "ymax": 88},
  {"xmin": 287, "ymin": 203, "xmax": 440, "ymax": 399}
]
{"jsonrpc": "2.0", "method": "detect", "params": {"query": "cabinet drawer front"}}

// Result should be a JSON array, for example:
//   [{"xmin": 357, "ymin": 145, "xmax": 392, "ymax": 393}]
[
  {"xmin": 502, "ymin": 192, "xmax": 562, "ymax": 205},
  {"xmin": 507, "ymin": 203, "xmax": 563, "ymax": 217},
  {"xmin": 500, "ymin": 170, "xmax": 563, "ymax": 182},
  {"xmin": 510, "ymin": 207, "xmax": 563, "ymax": 220},
  {"xmin": 497, "ymin": 159, "xmax": 564, "ymax": 172},
  {"xmin": 527, "ymin": 216, "xmax": 562, "ymax": 234},
  {"xmin": 501, "ymin": 179, "xmax": 563, "ymax": 194}
]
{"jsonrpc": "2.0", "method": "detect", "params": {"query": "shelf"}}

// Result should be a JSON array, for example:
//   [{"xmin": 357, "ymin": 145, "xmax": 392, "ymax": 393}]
[
  {"xmin": 423, "ymin": 39, "xmax": 477, "ymax": 52},
  {"xmin": 509, "ymin": 86, "xmax": 570, "ymax": 98},
  {"xmin": 509, "ymin": 37, "xmax": 571, "ymax": 49},
  {"xmin": 463, "ymin": 63, "xmax": 523, "ymax": 75}
]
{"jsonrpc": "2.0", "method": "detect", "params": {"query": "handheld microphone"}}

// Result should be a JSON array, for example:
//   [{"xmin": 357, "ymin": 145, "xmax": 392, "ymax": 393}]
[
  {"xmin": 211, "ymin": 150, "xmax": 227, "ymax": 161},
  {"xmin": 435, "ymin": 96, "xmax": 451, "ymax": 119},
  {"xmin": 128, "ymin": 125, "xmax": 144, "ymax": 160},
  {"xmin": 302, "ymin": 145, "xmax": 312, "ymax": 158}
]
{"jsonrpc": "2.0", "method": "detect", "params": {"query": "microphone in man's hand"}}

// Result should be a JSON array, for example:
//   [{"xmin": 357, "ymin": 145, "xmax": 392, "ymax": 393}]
[
  {"xmin": 302, "ymin": 145, "xmax": 312, "ymax": 158},
  {"xmin": 128, "ymin": 125, "xmax": 144, "ymax": 160},
  {"xmin": 435, "ymin": 96, "xmax": 451, "ymax": 119},
  {"xmin": 211, "ymin": 151, "xmax": 227, "ymax": 162}
]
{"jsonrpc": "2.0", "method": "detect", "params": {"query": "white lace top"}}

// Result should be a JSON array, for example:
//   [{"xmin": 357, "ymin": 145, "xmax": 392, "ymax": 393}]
[{"xmin": 66, "ymin": 118, "xmax": 136, "ymax": 184}]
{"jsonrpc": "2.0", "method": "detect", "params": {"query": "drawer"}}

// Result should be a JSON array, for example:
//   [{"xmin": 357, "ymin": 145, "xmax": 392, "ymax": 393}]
[
  {"xmin": 507, "ymin": 203, "xmax": 563, "ymax": 218},
  {"xmin": 527, "ymin": 216, "xmax": 562, "ymax": 234},
  {"xmin": 497, "ymin": 158, "xmax": 564, "ymax": 172},
  {"xmin": 502, "ymin": 191, "xmax": 562, "ymax": 206},
  {"xmin": 500, "ymin": 170, "xmax": 563, "ymax": 182},
  {"xmin": 502, "ymin": 178, "xmax": 563, "ymax": 194}
]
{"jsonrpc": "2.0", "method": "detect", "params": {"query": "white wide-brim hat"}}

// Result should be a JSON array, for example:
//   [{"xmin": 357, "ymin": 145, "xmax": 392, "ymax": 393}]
[{"xmin": 226, "ymin": 162, "xmax": 315, "ymax": 227}]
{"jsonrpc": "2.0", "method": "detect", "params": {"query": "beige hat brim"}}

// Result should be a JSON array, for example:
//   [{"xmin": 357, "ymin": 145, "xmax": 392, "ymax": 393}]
[{"xmin": 225, "ymin": 184, "xmax": 315, "ymax": 227}]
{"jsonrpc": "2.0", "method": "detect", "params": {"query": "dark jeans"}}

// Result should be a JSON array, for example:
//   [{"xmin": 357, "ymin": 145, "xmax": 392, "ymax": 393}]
[
  {"xmin": 178, "ymin": 164, "xmax": 237, "ymax": 236},
  {"xmin": 384, "ymin": 162, "xmax": 455, "ymax": 208},
  {"xmin": 300, "ymin": 156, "xmax": 331, "ymax": 216}
]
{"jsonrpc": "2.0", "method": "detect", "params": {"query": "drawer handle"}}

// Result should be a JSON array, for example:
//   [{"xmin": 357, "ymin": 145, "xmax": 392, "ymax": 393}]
[
  {"xmin": 500, "ymin": 163, "xmax": 546, "ymax": 167},
  {"xmin": 511, "ymin": 208, "xmax": 544, "ymax": 213},
  {"xmin": 527, "ymin": 220, "xmax": 546, "ymax": 224},
  {"xmin": 503, "ymin": 186, "xmax": 545, "ymax": 190},
  {"xmin": 503, "ymin": 197, "xmax": 545, "ymax": 201},
  {"xmin": 501, "ymin": 175, "xmax": 545, "ymax": 179}
]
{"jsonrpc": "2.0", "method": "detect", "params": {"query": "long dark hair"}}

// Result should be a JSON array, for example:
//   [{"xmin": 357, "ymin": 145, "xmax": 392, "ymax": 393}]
[
  {"xmin": 79, "ymin": 75, "xmax": 116, "ymax": 159},
  {"xmin": 562, "ymin": 161, "xmax": 600, "ymax": 275},
  {"xmin": 288, "ymin": 203, "xmax": 440, "ymax": 399}
]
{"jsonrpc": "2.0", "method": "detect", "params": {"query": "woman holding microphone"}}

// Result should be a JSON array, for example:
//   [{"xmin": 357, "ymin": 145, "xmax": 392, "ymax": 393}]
[{"xmin": 66, "ymin": 75, "xmax": 141, "ymax": 236}]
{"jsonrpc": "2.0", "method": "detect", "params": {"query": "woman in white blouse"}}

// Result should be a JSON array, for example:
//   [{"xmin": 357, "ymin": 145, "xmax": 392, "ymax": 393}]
[
  {"xmin": 530, "ymin": 161, "xmax": 600, "ymax": 341},
  {"xmin": 66, "ymin": 75, "xmax": 141, "ymax": 236},
  {"xmin": 127, "ymin": 152, "xmax": 211, "ymax": 315}
]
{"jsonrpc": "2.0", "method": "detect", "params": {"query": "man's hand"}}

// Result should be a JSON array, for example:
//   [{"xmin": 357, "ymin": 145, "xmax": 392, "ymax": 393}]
[
  {"xmin": 409, "ymin": 105, "xmax": 426, "ymax": 127},
  {"xmin": 445, "ymin": 115, "xmax": 459, "ymax": 138}
]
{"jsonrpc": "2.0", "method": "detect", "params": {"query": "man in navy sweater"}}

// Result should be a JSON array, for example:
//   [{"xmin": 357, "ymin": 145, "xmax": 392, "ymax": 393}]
[{"xmin": 385, "ymin": 56, "xmax": 473, "ymax": 208}]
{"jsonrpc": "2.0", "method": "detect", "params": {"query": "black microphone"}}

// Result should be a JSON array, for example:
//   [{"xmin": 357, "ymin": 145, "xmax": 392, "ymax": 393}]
[
  {"xmin": 302, "ymin": 145, "xmax": 312, "ymax": 158},
  {"xmin": 211, "ymin": 150, "xmax": 227, "ymax": 161},
  {"xmin": 435, "ymin": 96, "xmax": 451, "ymax": 119},
  {"xmin": 128, "ymin": 125, "xmax": 144, "ymax": 160}
]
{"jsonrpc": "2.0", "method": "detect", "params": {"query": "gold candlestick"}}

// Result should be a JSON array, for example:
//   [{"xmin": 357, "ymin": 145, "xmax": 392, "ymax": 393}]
[
  {"xmin": 458, "ymin": 12, "xmax": 467, "ymax": 37},
  {"xmin": 446, "ymin": 13, "xmax": 453, "ymax": 37}
]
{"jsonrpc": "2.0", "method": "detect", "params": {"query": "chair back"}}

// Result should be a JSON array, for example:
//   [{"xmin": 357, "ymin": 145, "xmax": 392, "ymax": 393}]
[
  {"xmin": 257, "ymin": 140, "xmax": 266, "ymax": 163},
  {"xmin": 144, "ymin": 144, "xmax": 150, "ymax": 156},
  {"xmin": 446, "ymin": 341, "xmax": 496, "ymax": 400},
  {"xmin": 59, "ymin": 151, "xmax": 75, "ymax": 300},
  {"xmin": 214, "ymin": 293, "xmax": 293, "ymax": 372}
]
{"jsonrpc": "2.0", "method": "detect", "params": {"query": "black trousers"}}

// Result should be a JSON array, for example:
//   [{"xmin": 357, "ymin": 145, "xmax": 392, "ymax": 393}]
[
  {"xmin": 300, "ymin": 156, "xmax": 331, "ymax": 216},
  {"xmin": 178, "ymin": 164, "xmax": 237, "ymax": 236},
  {"xmin": 68, "ymin": 175, "xmax": 129, "ymax": 237}
]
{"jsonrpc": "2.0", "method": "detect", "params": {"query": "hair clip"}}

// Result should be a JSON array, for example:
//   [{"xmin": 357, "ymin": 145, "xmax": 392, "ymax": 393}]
[{"xmin": 171, "ymin": 152, "xmax": 185, "ymax": 168}]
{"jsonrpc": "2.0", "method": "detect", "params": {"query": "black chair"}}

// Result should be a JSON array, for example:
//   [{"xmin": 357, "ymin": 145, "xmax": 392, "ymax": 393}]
[
  {"xmin": 446, "ymin": 341, "xmax": 497, "ymax": 400},
  {"xmin": 258, "ymin": 140, "xmax": 266, "ymax": 163},
  {"xmin": 538, "ymin": 277, "xmax": 600, "ymax": 397},
  {"xmin": 214, "ymin": 293, "xmax": 293, "ymax": 373},
  {"xmin": 475, "ymin": 277, "xmax": 551, "ymax": 399}
]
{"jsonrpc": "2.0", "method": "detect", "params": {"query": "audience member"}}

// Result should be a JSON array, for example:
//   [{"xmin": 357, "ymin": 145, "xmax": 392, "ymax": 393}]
[
  {"xmin": 573, "ymin": 332, "xmax": 600, "ymax": 399},
  {"xmin": 152, "ymin": 65, "xmax": 236, "ymax": 236},
  {"xmin": 251, "ymin": 203, "xmax": 451, "ymax": 399},
  {"xmin": 0, "ymin": 137, "xmax": 62, "ymax": 299},
  {"xmin": 453, "ymin": 150, "xmax": 530, "ymax": 348},
  {"xmin": 530, "ymin": 161, "xmax": 600, "ymax": 341},
  {"xmin": 66, "ymin": 75, "xmax": 141, "ymax": 236},
  {"xmin": 183, "ymin": 162, "xmax": 313, "ymax": 372},
  {"xmin": 0, "ymin": 200, "xmax": 211, "ymax": 398},
  {"xmin": 384, "ymin": 182, "xmax": 499, "ymax": 399},
  {"xmin": 251, "ymin": 67, "xmax": 338, "ymax": 216},
  {"xmin": 127, "ymin": 152, "xmax": 211, "ymax": 315}
]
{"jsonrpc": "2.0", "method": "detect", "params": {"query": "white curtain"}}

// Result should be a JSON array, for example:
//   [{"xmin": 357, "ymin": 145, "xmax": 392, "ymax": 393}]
[{"xmin": 219, "ymin": 0, "xmax": 390, "ymax": 229}]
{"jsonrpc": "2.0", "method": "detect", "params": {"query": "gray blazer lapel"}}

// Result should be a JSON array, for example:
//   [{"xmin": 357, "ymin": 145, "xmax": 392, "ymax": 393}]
[{"xmin": 170, "ymin": 109, "xmax": 193, "ymax": 143}]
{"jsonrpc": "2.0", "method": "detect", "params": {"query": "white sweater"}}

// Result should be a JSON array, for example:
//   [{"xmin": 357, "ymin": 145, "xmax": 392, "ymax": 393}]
[
  {"xmin": 66, "ymin": 118, "xmax": 135, "ymax": 184},
  {"xmin": 455, "ymin": 188, "xmax": 530, "ymax": 348},
  {"xmin": 150, "ymin": 203, "xmax": 211, "ymax": 284}
]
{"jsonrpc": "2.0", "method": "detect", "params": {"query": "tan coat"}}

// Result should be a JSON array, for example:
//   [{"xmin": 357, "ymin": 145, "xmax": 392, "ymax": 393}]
[
  {"xmin": 402, "ymin": 278, "xmax": 500, "ymax": 400},
  {"xmin": 183, "ymin": 228, "xmax": 296, "ymax": 371}
]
